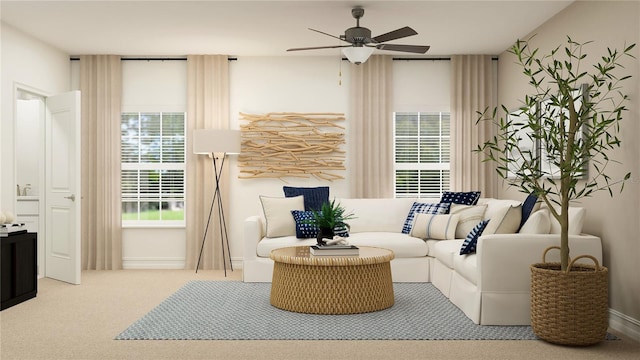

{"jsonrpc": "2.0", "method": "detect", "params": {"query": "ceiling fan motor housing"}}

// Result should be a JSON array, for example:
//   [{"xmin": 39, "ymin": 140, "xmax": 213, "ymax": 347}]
[{"xmin": 343, "ymin": 27, "xmax": 372, "ymax": 45}]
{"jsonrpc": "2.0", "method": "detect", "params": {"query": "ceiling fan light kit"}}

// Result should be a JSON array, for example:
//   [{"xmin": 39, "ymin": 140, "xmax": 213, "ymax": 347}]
[
  {"xmin": 287, "ymin": 7, "xmax": 430, "ymax": 65},
  {"xmin": 342, "ymin": 46, "xmax": 375, "ymax": 65}
]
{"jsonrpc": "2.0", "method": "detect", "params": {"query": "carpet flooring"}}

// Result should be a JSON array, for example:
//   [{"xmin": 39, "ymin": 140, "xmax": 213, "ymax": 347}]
[{"xmin": 116, "ymin": 281, "xmax": 566, "ymax": 341}]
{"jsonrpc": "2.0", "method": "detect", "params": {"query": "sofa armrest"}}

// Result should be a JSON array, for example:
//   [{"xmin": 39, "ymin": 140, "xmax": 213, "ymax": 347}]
[
  {"xmin": 476, "ymin": 233, "xmax": 602, "ymax": 293},
  {"xmin": 243, "ymin": 215, "xmax": 264, "ymax": 261}
]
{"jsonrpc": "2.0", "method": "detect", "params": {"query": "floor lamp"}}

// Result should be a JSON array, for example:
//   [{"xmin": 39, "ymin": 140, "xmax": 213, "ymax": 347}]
[{"xmin": 192, "ymin": 129, "xmax": 241, "ymax": 276}]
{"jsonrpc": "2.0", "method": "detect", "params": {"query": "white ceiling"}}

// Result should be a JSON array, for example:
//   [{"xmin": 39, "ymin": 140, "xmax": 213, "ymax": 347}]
[{"xmin": 1, "ymin": 0, "xmax": 574, "ymax": 57}]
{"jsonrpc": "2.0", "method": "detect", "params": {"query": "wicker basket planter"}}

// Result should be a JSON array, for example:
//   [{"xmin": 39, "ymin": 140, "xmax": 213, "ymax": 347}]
[{"xmin": 530, "ymin": 246, "xmax": 609, "ymax": 346}]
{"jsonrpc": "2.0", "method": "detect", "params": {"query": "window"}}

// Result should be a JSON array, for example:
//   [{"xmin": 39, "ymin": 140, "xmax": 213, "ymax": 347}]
[
  {"xmin": 394, "ymin": 112, "xmax": 450, "ymax": 198},
  {"xmin": 121, "ymin": 112, "xmax": 185, "ymax": 224}
]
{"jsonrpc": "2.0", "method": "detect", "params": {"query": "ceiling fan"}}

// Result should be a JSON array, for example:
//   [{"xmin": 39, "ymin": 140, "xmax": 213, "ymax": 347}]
[{"xmin": 287, "ymin": 7, "xmax": 430, "ymax": 64}]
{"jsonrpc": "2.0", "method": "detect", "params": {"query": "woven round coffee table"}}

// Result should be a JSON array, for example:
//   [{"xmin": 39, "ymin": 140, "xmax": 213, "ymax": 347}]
[{"xmin": 269, "ymin": 246, "xmax": 395, "ymax": 314}]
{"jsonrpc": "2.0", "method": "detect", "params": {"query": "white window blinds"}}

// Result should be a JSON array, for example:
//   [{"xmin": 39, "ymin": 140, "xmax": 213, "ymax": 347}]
[
  {"xmin": 394, "ymin": 112, "xmax": 450, "ymax": 198},
  {"xmin": 121, "ymin": 112, "xmax": 185, "ymax": 223}
]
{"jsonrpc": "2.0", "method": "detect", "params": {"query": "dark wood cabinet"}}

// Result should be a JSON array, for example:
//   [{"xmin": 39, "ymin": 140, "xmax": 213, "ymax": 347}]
[{"xmin": 1, "ymin": 232, "xmax": 37, "ymax": 310}]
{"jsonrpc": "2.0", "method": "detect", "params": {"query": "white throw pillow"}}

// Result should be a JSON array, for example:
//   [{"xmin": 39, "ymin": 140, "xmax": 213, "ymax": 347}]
[
  {"xmin": 545, "ymin": 206, "xmax": 586, "ymax": 235},
  {"xmin": 483, "ymin": 199, "xmax": 522, "ymax": 220},
  {"xmin": 259, "ymin": 195, "xmax": 304, "ymax": 238},
  {"xmin": 410, "ymin": 213, "xmax": 460, "ymax": 240},
  {"xmin": 519, "ymin": 208, "xmax": 551, "ymax": 234},
  {"xmin": 483, "ymin": 204, "xmax": 522, "ymax": 234},
  {"xmin": 450, "ymin": 204, "xmax": 488, "ymax": 239}
]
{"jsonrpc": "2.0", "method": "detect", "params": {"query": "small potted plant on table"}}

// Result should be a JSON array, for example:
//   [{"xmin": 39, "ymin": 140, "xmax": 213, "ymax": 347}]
[{"xmin": 309, "ymin": 199, "xmax": 355, "ymax": 245}]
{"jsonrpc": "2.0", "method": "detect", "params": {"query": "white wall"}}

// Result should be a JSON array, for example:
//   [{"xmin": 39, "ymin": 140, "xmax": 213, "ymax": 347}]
[
  {"xmin": 1, "ymin": 22, "xmax": 70, "ymax": 212},
  {"xmin": 228, "ymin": 56, "xmax": 350, "ymax": 263},
  {"xmin": 1, "ymin": 23, "xmax": 71, "ymax": 277},
  {"xmin": 496, "ymin": 1, "xmax": 640, "ymax": 338}
]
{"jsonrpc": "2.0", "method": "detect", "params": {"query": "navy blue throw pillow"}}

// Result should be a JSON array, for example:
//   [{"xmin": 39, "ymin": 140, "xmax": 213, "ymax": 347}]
[
  {"xmin": 283, "ymin": 186, "xmax": 330, "ymax": 211},
  {"xmin": 291, "ymin": 210, "xmax": 319, "ymax": 238},
  {"xmin": 290, "ymin": 210, "xmax": 350, "ymax": 239},
  {"xmin": 519, "ymin": 192, "xmax": 539, "ymax": 231},
  {"xmin": 440, "ymin": 191, "xmax": 481, "ymax": 205},
  {"xmin": 460, "ymin": 220, "xmax": 490, "ymax": 255}
]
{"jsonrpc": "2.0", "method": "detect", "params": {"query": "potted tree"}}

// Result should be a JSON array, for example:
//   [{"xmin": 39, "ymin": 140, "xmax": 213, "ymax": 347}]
[
  {"xmin": 477, "ymin": 36, "xmax": 635, "ymax": 345},
  {"xmin": 309, "ymin": 199, "xmax": 355, "ymax": 245}
]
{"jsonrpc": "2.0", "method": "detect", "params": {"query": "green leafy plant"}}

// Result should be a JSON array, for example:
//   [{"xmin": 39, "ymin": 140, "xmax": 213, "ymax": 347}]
[
  {"xmin": 308, "ymin": 199, "xmax": 356, "ymax": 232},
  {"xmin": 477, "ymin": 36, "xmax": 635, "ymax": 270}
]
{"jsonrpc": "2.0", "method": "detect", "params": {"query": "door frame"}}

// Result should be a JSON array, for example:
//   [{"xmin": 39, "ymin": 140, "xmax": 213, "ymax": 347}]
[
  {"xmin": 13, "ymin": 83, "xmax": 49, "ymax": 278},
  {"xmin": 13, "ymin": 83, "xmax": 82, "ymax": 284}
]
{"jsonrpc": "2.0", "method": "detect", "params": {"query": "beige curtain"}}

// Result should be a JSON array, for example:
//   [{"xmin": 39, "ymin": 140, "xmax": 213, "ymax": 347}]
[
  {"xmin": 185, "ymin": 55, "xmax": 230, "ymax": 270},
  {"xmin": 79, "ymin": 55, "xmax": 123, "ymax": 270},
  {"xmin": 349, "ymin": 55, "xmax": 394, "ymax": 198},
  {"xmin": 450, "ymin": 55, "xmax": 497, "ymax": 197}
]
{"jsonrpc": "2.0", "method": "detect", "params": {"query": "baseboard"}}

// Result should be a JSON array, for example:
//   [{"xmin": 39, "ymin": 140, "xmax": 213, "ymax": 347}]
[
  {"xmin": 123, "ymin": 257, "xmax": 185, "ymax": 269},
  {"xmin": 122, "ymin": 257, "xmax": 244, "ymax": 270},
  {"xmin": 609, "ymin": 308, "xmax": 640, "ymax": 341}
]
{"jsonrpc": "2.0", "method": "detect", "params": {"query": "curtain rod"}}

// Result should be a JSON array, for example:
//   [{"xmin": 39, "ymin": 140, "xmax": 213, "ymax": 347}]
[
  {"xmin": 391, "ymin": 57, "xmax": 498, "ymax": 61},
  {"xmin": 70, "ymin": 56, "xmax": 497, "ymax": 62},
  {"xmin": 69, "ymin": 57, "xmax": 237, "ymax": 61},
  {"xmin": 69, "ymin": 57, "xmax": 498, "ymax": 61}
]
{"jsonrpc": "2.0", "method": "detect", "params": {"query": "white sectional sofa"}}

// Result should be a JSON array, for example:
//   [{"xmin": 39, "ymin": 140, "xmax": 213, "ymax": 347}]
[{"xmin": 242, "ymin": 196, "xmax": 602, "ymax": 325}]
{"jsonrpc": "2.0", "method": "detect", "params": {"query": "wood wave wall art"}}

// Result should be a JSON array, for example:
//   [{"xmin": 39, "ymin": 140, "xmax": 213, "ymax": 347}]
[{"xmin": 238, "ymin": 112, "xmax": 346, "ymax": 181}]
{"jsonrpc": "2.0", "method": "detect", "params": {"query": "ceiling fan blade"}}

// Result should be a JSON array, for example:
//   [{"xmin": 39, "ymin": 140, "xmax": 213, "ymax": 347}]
[
  {"xmin": 308, "ymin": 28, "xmax": 350, "ymax": 43},
  {"xmin": 287, "ymin": 45, "xmax": 351, "ymax": 52},
  {"xmin": 372, "ymin": 26, "xmax": 418, "ymax": 43},
  {"xmin": 376, "ymin": 44, "xmax": 430, "ymax": 54}
]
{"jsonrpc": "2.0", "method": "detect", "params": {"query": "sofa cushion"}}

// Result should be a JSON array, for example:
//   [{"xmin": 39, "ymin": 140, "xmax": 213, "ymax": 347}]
[
  {"xmin": 401, "ymin": 202, "xmax": 451, "ymax": 234},
  {"xmin": 440, "ymin": 191, "xmax": 481, "ymax": 205},
  {"xmin": 336, "ymin": 198, "xmax": 415, "ymax": 234},
  {"xmin": 519, "ymin": 208, "xmax": 551, "ymax": 234},
  {"xmin": 432, "ymin": 239, "xmax": 465, "ymax": 269},
  {"xmin": 483, "ymin": 204, "xmax": 522, "ymax": 234},
  {"xmin": 347, "ymin": 232, "xmax": 429, "ymax": 258},
  {"xmin": 454, "ymin": 253, "xmax": 478, "ymax": 285},
  {"xmin": 410, "ymin": 213, "xmax": 459, "ymax": 240},
  {"xmin": 259, "ymin": 195, "xmax": 304, "ymax": 238},
  {"xmin": 460, "ymin": 219, "xmax": 490, "ymax": 255},
  {"xmin": 450, "ymin": 204, "xmax": 488, "ymax": 239},
  {"xmin": 283, "ymin": 186, "xmax": 329, "ymax": 211}
]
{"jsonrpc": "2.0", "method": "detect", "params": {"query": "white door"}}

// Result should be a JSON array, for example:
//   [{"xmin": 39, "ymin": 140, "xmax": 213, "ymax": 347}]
[{"xmin": 45, "ymin": 91, "xmax": 81, "ymax": 285}]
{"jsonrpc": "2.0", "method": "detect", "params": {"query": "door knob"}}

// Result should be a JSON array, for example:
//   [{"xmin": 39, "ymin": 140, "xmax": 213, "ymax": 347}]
[{"xmin": 64, "ymin": 194, "xmax": 76, "ymax": 201}]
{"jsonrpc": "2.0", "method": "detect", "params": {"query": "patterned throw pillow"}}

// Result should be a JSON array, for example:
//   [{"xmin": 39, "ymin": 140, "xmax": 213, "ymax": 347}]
[
  {"xmin": 283, "ymin": 186, "xmax": 329, "ymax": 211},
  {"xmin": 333, "ymin": 224, "xmax": 350, "ymax": 238},
  {"xmin": 439, "ymin": 191, "xmax": 481, "ymax": 205},
  {"xmin": 460, "ymin": 219, "xmax": 490, "ymax": 255},
  {"xmin": 401, "ymin": 202, "xmax": 451, "ymax": 234},
  {"xmin": 290, "ymin": 210, "xmax": 319, "ymax": 238},
  {"xmin": 290, "ymin": 210, "xmax": 350, "ymax": 239}
]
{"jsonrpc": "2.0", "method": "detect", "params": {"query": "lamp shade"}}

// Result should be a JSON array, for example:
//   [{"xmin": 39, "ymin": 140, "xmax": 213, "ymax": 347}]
[
  {"xmin": 342, "ymin": 47, "xmax": 375, "ymax": 65},
  {"xmin": 193, "ymin": 129, "xmax": 241, "ymax": 154}
]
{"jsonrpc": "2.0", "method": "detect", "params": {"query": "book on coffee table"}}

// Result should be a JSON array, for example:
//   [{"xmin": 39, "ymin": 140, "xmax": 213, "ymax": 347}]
[{"xmin": 310, "ymin": 245, "xmax": 359, "ymax": 256}]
